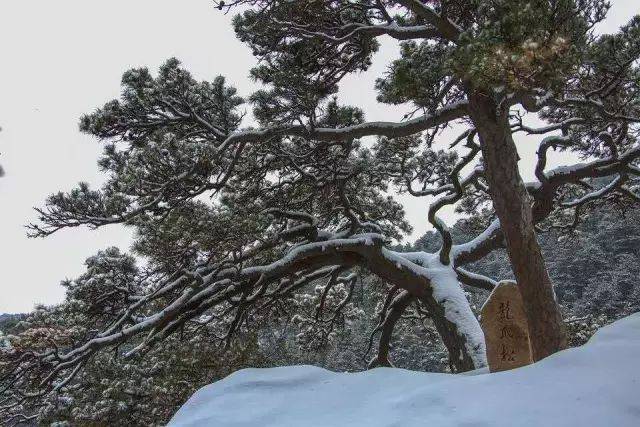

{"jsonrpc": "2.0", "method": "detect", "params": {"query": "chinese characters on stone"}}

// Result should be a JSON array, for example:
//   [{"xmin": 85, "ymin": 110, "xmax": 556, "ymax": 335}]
[{"xmin": 481, "ymin": 281, "xmax": 533, "ymax": 372}]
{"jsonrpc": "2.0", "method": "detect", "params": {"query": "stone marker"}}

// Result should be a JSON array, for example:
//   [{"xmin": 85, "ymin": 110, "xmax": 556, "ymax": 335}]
[{"xmin": 481, "ymin": 280, "xmax": 533, "ymax": 372}]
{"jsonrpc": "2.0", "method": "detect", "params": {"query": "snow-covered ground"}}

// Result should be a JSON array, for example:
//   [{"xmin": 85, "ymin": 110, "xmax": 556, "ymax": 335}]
[{"xmin": 170, "ymin": 313, "xmax": 640, "ymax": 427}]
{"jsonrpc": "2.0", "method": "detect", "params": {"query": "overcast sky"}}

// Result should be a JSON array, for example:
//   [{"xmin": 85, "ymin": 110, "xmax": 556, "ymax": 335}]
[{"xmin": 0, "ymin": 1, "xmax": 636, "ymax": 313}]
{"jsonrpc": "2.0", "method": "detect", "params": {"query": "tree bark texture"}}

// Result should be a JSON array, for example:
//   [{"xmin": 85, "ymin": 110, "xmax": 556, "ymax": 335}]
[{"xmin": 467, "ymin": 91, "xmax": 567, "ymax": 361}]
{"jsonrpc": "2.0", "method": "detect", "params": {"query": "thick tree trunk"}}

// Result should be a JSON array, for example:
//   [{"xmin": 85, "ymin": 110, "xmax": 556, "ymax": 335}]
[{"xmin": 468, "ymin": 92, "xmax": 567, "ymax": 361}]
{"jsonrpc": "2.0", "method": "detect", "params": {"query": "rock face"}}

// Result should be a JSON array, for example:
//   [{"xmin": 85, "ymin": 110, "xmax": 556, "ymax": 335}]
[{"xmin": 481, "ymin": 281, "xmax": 533, "ymax": 372}]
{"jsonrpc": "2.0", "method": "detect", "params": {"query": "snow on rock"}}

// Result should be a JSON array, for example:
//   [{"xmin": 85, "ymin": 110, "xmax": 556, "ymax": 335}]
[{"xmin": 170, "ymin": 313, "xmax": 640, "ymax": 427}]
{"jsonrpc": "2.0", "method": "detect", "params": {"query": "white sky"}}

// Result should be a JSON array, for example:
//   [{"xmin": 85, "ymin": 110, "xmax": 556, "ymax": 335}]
[{"xmin": 0, "ymin": 0, "xmax": 636, "ymax": 313}]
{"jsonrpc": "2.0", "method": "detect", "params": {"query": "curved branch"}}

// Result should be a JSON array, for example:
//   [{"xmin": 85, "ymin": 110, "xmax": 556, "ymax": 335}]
[
  {"xmin": 429, "ymin": 136, "xmax": 481, "ymax": 265},
  {"xmin": 395, "ymin": 0, "xmax": 462, "ymax": 42},
  {"xmin": 452, "ymin": 219, "xmax": 504, "ymax": 266},
  {"xmin": 561, "ymin": 174, "xmax": 624, "ymax": 208},
  {"xmin": 368, "ymin": 291, "xmax": 413, "ymax": 369},
  {"xmin": 4, "ymin": 229, "xmax": 488, "ymax": 414},
  {"xmin": 222, "ymin": 102, "xmax": 468, "ymax": 149},
  {"xmin": 535, "ymin": 135, "xmax": 572, "ymax": 184},
  {"xmin": 272, "ymin": 19, "xmax": 442, "ymax": 42},
  {"xmin": 455, "ymin": 267, "xmax": 498, "ymax": 292}
]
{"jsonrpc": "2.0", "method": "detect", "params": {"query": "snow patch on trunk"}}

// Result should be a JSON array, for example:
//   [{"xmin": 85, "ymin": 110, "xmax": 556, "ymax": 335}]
[{"xmin": 385, "ymin": 249, "xmax": 487, "ymax": 367}]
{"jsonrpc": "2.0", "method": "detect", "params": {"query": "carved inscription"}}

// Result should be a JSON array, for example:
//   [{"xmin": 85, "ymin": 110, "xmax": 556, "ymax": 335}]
[{"xmin": 481, "ymin": 281, "xmax": 533, "ymax": 372}]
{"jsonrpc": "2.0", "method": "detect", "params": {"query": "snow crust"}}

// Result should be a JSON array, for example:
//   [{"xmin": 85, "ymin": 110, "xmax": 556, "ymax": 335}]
[{"xmin": 170, "ymin": 312, "xmax": 640, "ymax": 427}]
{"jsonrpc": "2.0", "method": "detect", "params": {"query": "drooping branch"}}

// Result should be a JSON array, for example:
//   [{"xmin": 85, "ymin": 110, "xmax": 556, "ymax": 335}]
[{"xmin": 4, "ymin": 225, "xmax": 491, "ymax": 417}]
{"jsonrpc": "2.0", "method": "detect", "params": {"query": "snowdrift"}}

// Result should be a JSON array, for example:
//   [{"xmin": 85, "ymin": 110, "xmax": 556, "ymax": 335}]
[{"xmin": 170, "ymin": 313, "xmax": 640, "ymax": 427}]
